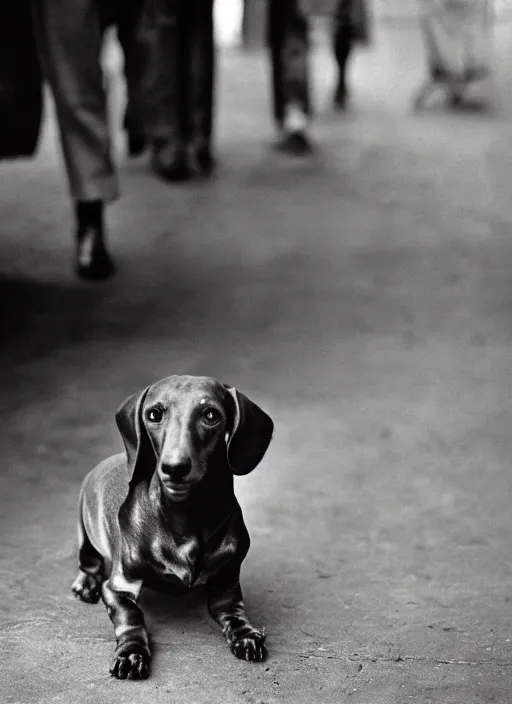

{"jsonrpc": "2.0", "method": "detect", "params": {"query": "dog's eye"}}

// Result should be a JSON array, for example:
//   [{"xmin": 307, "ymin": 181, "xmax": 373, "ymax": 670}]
[
  {"xmin": 146, "ymin": 406, "xmax": 164, "ymax": 423},
  {"xmin": 201, "ymin": 406, "xmax": 222, "ymax": 426}
]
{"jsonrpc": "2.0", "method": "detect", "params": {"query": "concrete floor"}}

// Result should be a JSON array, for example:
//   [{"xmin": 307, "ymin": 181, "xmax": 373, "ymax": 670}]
[{"xmin": 2, "ymin": 20, "xmax": 512, "ymax": 704}]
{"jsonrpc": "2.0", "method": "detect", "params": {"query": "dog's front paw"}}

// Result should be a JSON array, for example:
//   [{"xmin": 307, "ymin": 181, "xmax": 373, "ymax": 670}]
[
  {"xmin": 71, "ymin": 570, "xmax": 102, "ymax": 604},
  {"xmin": 110, "ymin": 648, "xmax": 150, "ymax": 680},
  {"xmin": 230, "ymin": 630, "xmax": 266, "ymax": 663}
]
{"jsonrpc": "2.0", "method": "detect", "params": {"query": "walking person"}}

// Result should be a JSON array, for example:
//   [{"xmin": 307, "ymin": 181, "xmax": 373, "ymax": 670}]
[
  {"xmin": 267, "ymin": 0, "xmax": 312, "ymax": 154},
  {"xmin": 143, "ymin": 0, "xmax": 216, "ymax": 181},
  {"xmin": 33, "ymin": 0, "xmax": 146, "ymax": 281},
  {"xmin": 333, "ymin": 0, "xmax": 370, "ymax": 110},
  {"xmin": 266, "ymin": 0, "xmax": 370, "ymax": 154}
]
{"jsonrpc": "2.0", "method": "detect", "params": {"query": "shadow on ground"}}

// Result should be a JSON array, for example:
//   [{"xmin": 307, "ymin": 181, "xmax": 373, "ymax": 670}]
[{"xmin": 2, "ymin": 20, "xmax": 512, "ymax": 704}]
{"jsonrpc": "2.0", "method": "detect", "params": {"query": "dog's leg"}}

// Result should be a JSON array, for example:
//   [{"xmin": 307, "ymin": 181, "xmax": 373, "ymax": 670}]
[
  {"xmin": 71, "ymin": 517, "xmax": 105, "ymax": 604},
  {"xmin": 207, "ymin": 566, "xmax": 266, "ymax": 663},
  {"xmin": 101, "ymin": 575, "xmax": 150, "ymax": 680}
]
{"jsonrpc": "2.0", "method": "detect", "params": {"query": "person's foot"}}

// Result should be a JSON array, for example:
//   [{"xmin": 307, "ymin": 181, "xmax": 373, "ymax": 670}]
[
  {"xmin": 127, "ymin": 130, "xmax": 147, "ymax": 157},
  {"xmin": 190, "ymin": 143, "xmax": 216, "ymax": 176},
  {"xmin": 151, "ymin": 141, "xmax": 192, "ymax": 182},
  {"xmin": 275, "ymin": 129, "xmax": 312, "ymax": 156},
  {"xmin": 76, "ymin": 226, "xmax": 115, "ymax": 281},
  {"xmin": 447, "ymin": 90, "xmax": 464, "ymax": 108},
  {"xmin": 75, "ymin": 201, "xmax": 115, "ymax": 281},
  {"xmin": 124, "ymin": 113, "xmax": 147, "ymax": 157},
  {"xmin": 276, "ymin": 103, "xmax": 312, "ymax": 155},
  {"xmin": 334, "ymin": 81, "xmax": 348, "ymax": 110}
]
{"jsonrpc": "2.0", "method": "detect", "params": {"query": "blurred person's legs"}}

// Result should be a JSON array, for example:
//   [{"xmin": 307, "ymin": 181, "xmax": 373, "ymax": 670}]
[
  {"xmin": 333, "ymin": 1, "xmax": 352, "ymax": 109},
  {"xmin": 34, "ymin": 0, "xmax": 116, "ymax": 280},
  {"xmin": 333, "ymin": 0, "xmax": 369, "ymax": 110},
  {"xmin": 117, "ymin": 0, "xmax": 148, "ymax": 156},
  {"xmin": 149, "ymin": 0, "xmax": 215, "ymax": 182},
  {"xmin": 189, "ymin": 0, "xmax": 215, "ymax": 173},
  {"xmin": 267, "ymin": 0, "xmax": 311, "ymax": 155},
  {"xmin": 148, "ymin": 0, "xmax": 187, "ymax": 180}
]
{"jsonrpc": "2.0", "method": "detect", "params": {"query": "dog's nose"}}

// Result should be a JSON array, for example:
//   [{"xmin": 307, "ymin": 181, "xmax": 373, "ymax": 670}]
[{"xmin": 160, "ymin": 459, "xmax": 192, "ymax": 483}]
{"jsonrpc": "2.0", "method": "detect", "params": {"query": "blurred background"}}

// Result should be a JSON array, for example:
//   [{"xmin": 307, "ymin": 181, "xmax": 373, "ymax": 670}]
[{"xmin": 2, "ymin": 2, "xmax": 512, "ymax": 703}]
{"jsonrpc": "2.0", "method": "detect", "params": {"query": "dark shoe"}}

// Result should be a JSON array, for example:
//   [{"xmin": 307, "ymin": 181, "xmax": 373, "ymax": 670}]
[
  {"xmin": 151, "ymin": 142, "xmax": 192, "ymax": 182},
  {"xmin": 75, "ymin": 201, "xmax": 114, "ymax": 280},
  {"xmin": 76, "ymin": 225, "xmax": 115, "ymax": 281},
  {"xmin": 191, "ymin": 143, "xmax": 216, "ymax": 176},
  {"xmin": 275, "ymin": 130, "xmax": 312, "ymax": 156},
  {"xmin": 447, "ymin": 90, "xmax": 464, "ymax": 109},
  {"xmin": 123, "ymin": 111, "xmax": 146, "ymax": 157},
  {"xmin": 127, "ymin": 130, "xmax": 147, "ymax": 157},
  {"xmin": 334, "ymin": 81, "xmax": 348, "ymax": 110}
]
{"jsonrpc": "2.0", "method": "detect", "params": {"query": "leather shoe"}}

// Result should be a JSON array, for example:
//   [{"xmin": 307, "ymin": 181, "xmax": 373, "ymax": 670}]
[
  {"xmin": 275, "ymin": 130, "xmax": 312, "ymax": 156},
  {"xmin": 151, "ymin": 142, "xmax": 192, "ymax": 182},
  {"xmin": 76, "ymin": 226, "xmax": 115, "ymax": 281}
]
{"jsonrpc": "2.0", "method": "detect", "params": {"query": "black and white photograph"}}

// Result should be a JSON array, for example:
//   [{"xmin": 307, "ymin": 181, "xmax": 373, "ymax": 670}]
[{"xmin": 1, "ymin": 1, "xmax": 512, "ymax": 702}]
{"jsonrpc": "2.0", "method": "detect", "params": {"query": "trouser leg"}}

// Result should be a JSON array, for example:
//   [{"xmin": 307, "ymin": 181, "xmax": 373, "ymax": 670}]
[
  {"xmin": 268, "ymin": 0, "xmax": 286, "ymax": 127},
  {"xmin": 34, "ymin": 0, "xmax": 118, "ymax": 202},
  {"xmin": 148, "ymin": 0, "xmax": 186, "ymax": 146},
  {"xmin": 188, "ymin": 0, "xmax": 215, "ymax": 155},
  {"xmin": 149, "ymin": 0, "xmax": 215, "ymax": 179},
  {"xmin": 117, "ymin": 0, "xmax": 148, "ymax": 141},
  {"xmin": 267, "ymin": 0, "xmax": 310, "ymax": 130},
  {"xmin": 333, "ymin": 21, "xmax": 352, "ymax": 105}
]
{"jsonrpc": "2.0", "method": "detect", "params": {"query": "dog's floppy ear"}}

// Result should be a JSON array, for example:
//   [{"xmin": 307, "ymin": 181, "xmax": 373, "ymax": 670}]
[
  {"xmin": 224, "ymin": 386, "xmax": 274, "ymax": 475},
  {"xmin": 115, "ymin": 386, "xmax": 154, "ymax": 486}
]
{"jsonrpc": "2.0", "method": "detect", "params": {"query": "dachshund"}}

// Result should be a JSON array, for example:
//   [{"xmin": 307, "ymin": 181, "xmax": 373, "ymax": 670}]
[{"xmin": 71, "ymin": 375, "xmax": 274, "ymax": 680}]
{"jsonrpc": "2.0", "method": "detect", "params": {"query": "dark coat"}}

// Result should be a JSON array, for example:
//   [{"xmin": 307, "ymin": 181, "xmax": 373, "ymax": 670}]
[{"xmin": 0, "ymin": 2, "xmax": 43, "ymax": 160}]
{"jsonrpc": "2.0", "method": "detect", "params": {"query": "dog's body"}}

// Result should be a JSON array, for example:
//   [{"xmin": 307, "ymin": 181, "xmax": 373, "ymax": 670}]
[
  {"xmin": 77, "ymin": 452, "xmax": 250, "ymax": 594},
  {"xmin": 72, "ymin": 375, "xmax": 273, "ymax": 680}
]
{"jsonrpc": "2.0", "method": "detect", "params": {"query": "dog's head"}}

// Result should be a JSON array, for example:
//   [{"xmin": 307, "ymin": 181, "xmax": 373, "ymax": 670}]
[{"xmin": 115, "ymin": 375, "xmax": 274, "ymax": 502}]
